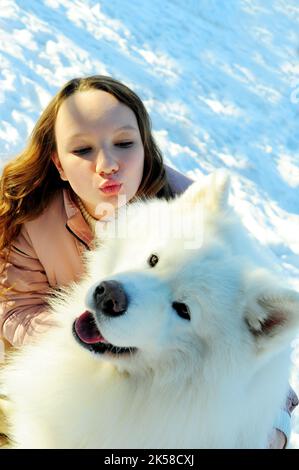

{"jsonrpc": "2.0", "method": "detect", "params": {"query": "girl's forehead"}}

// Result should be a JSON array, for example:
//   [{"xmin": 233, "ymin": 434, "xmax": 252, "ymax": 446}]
[{"xmin": 55, "ymin": 89, "xmax": 138, "ymax": 138}]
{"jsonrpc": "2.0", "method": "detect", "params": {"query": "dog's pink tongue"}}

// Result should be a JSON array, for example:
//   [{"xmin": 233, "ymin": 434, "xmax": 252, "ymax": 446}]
[{"xmin": 74, "ymin": 311, "xmax": 104, "ymax": 344}]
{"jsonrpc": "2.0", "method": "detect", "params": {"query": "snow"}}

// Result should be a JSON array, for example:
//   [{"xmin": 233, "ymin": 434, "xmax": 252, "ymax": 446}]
[{"xmin": 0, "ymin": 0, "xmax": 299, "ymax": 448}]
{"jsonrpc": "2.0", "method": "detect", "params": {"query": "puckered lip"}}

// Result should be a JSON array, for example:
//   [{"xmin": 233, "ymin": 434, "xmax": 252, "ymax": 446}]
[
  {"xmin": 72, "ymin": 310, "xmax": 137, "ymax": 356},
  {"xmin": 99, "ymin": 180, "xmax": 122, "ymax": 190}
]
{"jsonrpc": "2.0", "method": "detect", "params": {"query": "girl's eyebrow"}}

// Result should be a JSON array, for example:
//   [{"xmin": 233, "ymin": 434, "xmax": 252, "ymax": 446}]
[{"xmin": 114, "ymin": 125, "xmax": 139, "ymax": 132}]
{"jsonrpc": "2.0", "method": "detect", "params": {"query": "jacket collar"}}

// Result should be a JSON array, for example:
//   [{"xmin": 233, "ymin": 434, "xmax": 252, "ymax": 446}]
[{"xmin": 62, "ymin": 188, "xmax": 94, "ymax": 249}]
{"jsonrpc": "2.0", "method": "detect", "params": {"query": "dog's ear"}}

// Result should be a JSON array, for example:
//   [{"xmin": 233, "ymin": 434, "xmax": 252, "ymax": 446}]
[
  {"xmin": 180, "ymin": 170, "xmax": 230, "ymax": 213},
  {"xmin": 244, "ymin": 272, "xmax": 299, "ymax": 352}
]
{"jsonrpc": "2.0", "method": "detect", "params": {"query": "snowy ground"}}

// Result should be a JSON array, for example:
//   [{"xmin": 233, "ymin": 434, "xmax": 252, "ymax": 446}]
[{"xmin": 0, "ymin": 0, "xmax": 299, "ymax": 448}]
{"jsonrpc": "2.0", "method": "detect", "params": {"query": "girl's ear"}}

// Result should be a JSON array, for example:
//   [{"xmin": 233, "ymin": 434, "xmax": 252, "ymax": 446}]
[{"xmin": 51, "ymin": 153, "xmax": 67, "ymax": 181}]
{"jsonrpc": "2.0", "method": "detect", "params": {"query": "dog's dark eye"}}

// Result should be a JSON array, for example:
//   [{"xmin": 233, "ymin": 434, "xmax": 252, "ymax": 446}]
[
  {"xmin": 148, "ymin": 254, "xmax": 159, "ymax": 267},
  {"xmin": 172, "ymin": 302, "xmax": 191, "ymax": 321}
]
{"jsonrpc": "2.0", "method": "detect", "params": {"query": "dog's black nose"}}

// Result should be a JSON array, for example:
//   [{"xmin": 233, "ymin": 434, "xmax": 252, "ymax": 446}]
[{"xmin": 94, "ymin": 280, "xmax": 128, "ymax": 317}]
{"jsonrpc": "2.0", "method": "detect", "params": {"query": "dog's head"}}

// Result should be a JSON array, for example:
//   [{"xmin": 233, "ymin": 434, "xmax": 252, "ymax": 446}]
[{"xmin": 70, "ymin": 172, "xmax": 299, "ymax": 383}]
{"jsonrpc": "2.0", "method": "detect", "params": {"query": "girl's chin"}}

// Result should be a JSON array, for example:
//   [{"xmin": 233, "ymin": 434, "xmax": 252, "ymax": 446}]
[{"xmin": 92, "ymin": 188, "xmax": 135, "ymax": 218}]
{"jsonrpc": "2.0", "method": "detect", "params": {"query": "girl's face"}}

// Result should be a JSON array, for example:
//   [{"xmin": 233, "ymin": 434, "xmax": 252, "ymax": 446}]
[{"xmin": 52, "ymin": 89, "xmax": 144, "ymax": 219}]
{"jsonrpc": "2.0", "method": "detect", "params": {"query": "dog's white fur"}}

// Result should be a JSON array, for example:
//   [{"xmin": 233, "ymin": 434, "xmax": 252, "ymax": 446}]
[{"xmin": 2, "ymin": 171, "xmax": 299, "ymax": 448}]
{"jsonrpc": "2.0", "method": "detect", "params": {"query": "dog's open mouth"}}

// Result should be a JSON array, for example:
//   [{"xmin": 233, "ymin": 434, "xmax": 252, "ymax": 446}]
[{"xmin": 72, "ymin": 311, "xmax": 137, "ymax": 356}]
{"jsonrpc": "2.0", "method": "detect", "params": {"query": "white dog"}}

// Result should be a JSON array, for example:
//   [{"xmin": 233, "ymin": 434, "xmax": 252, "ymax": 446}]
[{"xmin": 2, "ymin": 172, "xmax": 299, "ymax": 448}]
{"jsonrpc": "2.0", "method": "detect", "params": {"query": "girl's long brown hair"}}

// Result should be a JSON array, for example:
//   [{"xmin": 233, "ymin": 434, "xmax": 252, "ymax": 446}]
[{"xmin": 0, "ymin": 75, "xmax": 173, "ymax": 258}]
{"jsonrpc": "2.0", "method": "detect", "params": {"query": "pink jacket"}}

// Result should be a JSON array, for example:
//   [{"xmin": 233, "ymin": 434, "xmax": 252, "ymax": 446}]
[{"xmin": 0, "ymin": 166, "xmax": 192, "ymax": 347}]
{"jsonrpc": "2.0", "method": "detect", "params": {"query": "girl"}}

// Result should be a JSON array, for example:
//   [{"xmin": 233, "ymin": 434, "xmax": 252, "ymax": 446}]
[
  {"xmin": 0, "ymin": 75, "xmax": 296, "ymax": 448},
  {"xmin": 0, "ymin": 75, "xmax": 191, "ymax": 348}
]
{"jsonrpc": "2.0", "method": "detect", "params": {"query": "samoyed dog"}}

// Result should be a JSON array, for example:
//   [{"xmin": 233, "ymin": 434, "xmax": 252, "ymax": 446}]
[{"xmin": 2, "ymin": 171, "xmax": 299, "ymax": 448}]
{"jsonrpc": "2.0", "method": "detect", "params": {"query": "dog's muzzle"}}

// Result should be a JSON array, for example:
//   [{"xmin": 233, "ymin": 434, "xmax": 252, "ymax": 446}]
[{"xmin": 72, "ymin": 280, "xmax": 135, "ymax": 356}]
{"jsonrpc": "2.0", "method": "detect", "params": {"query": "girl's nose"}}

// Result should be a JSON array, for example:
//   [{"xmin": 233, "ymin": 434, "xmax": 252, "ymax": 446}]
[{"xmin": 95, "ymin": 150, "xmax": 119, "ymax": 176}]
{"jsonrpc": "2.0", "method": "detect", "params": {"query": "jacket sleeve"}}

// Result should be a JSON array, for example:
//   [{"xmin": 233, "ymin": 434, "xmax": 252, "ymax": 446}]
[
  {"xmin": 285, "ymin": 385, "xmax": 299, "ymax": 415},
  {"xmin": 0, "ymin": 226, "xmax": 56, "ymax": 347},
  {"xmin": 164, "ymin": 164, "xmax": 193, "ymax": 195},
  {"xmin": 274, "ymin": 385, "xmax": 299, "ymax": 447}
]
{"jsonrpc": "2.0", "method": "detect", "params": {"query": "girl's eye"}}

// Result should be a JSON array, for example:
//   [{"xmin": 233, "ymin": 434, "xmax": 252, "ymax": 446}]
[
  {"xmin": 72, "ymin": 147, "xmax": 92, "ymax": 156},
  {"xmin": 115, "ymin": 141, "xmax": 134, "ymax": 148}
]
